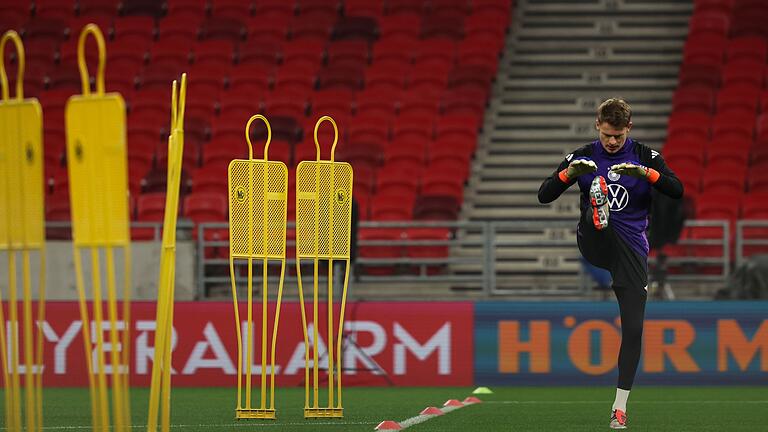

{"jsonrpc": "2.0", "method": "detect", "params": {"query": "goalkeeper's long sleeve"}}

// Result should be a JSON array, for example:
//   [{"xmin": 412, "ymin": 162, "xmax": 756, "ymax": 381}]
[{"xmin": 538, "ymin": 158, "xmax": 573, "ymax": 204}]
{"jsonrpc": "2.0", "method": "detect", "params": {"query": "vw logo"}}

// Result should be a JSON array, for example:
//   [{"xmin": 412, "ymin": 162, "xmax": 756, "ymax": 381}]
[{"xmin": 607, "ymin": 184, "xmax": 629, "ymax": 211}]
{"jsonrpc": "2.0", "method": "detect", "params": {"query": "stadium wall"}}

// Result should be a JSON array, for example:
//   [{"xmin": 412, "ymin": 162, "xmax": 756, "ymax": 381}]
[
  {"xmin": 0, "ymin": 241, "xmax": 197, "ymax": 300},
  {"xmin": 12, "ymin": 301, "xmax": 768, "ymax": 387}
]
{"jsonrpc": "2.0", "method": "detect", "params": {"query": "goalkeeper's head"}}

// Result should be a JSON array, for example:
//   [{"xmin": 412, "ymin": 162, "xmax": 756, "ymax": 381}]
[{"xmin": 595, "ymin": 98, "xmax": 633, "ymax": 154}]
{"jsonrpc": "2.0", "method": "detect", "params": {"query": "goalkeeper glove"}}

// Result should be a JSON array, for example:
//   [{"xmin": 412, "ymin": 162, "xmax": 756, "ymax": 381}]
[
  {"xmin": 609, "ymin": 163, "xmax": 660, "ymax": 183},
  {"xmin": 559, "ymin": 159, "xmax": 597, "ymax": 182}
]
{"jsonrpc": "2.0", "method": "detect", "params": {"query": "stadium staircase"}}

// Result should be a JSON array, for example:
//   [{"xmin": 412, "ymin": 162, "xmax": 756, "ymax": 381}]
[{"xmin": 454, "ymin": 0, "xmax": 694, "ymax": 294}]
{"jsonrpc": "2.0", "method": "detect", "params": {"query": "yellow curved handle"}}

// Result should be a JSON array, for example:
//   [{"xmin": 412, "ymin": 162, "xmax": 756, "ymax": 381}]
[
  {"xmin": 313, "ymin": 115, "xmax": 338, "ymax": 162},
  {"xmin": 77, "ymin": 24, "xmax": 107, "ymax": 96},
  {"xmin": 245, "ymin": 115, "xmax": 272, "ymax": 161},
  {"xmin": 171, "ymin": 73, "xmax": 187, "ymax": 131},
  {"xmin": 0, "ymin": 30, "xmax": 25, "ymax": 101}
]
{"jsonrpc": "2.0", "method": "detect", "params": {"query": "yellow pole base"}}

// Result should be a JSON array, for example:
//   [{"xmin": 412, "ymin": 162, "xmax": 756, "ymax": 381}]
[
  {"xmin": 304, "ymin": 408, "xmax": 343, "ymax": 419},
  {"xmin": 235, "ymin": 408, "xmax": 276, "ymax": 420}
]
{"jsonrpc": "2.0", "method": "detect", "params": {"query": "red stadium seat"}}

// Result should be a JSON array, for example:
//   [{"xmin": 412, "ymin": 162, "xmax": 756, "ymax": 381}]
[
  {"xmin": 721, "ymin": 60, "xmax": 764, "ymax": 88},
  {"xmin": 332, "ymin": 16, "xmax": 379, "ymax": 41},
  {"xmin": 747, "ymin": 168, "xmax": 768, "ymax": 192},
  {"xmin": 393, "ymin": 114, "xmax": 435, "ymax": 141},
  {"xmin": 326, "ymin": 40, "xmax": 369, "ymax": 68},
  {"xmin": 672, "ymin": 86, "xmax": 715, "ymax": 114},
  {"xmin": 442, "ymin": 88, "xmax": 488, "ymax": 116},
  {"xmin": 158, "ymin": 16, "xmax": 201, "ymax": 42},
  {"xmin": 412, "ymin": 196, "xmax": 460, "ymax": 220},
  {"xmin": 421, "ymin": 14, "xmax": 464, "ymax": 40},
  {"xmin": 370, "ymin": 194, "xmax": 414, "ymax": 220},
  {"xmin": 701, "ymin": 169, "xmax": 745, "ymax": 194},
  {"xmin": 289, "ymin": 12, "xmax": 334, "ymax": 40},
  {"xmin": 384, "ymin": 143, "xmax": 426, "ymax": 169},
  {"xmin": 465, "ymin": 11, "xmax": 508, "ymax": 38},
  {"xmin": 386, "ymin": 0, "xmax": 423, "ymax": 15},
  {"xmin": 683, "ymin": 33, "xmax": 726, "ymax": 67},
  {"xmin": 113, "ymin": 17, "xmax": 155, "ymax": 47},
  {"xmin": 706, "ymin": 138, "xmax": 750, "ymax": 167},
  {"xmin": 667, "ymin": 112, "xmax": 711, "ymax": 141},
  {"xmin": 311, "ymin": 89, "xmax": 354, "ymax": 118},
  {"xmin": 726, "ymin": 35, "xmax": 767, "ymax": 63},
  {"xmin": 421, "ymin": 171, "xmax": 464, "ymax": 201},
  {"xmin": 199, "ymin": 17, "xmax": 246, "ymax": 41},
  {"xmin": 35, "ymin": 0, "xmax": 76, "ymax": 20},
  {"xmin": 379, "ymin": 13, "xmax": 421, "ymax": 39},
  {"xmin": 191, "ymin": 166, "xmax": 229, "ymax": 194},
  {"xmin": 375, "ymin": 166, "xmax": 420, "ymax": 196},
  {"xmin": 78, "ymin": 0, "xmax": 119, "ymax": 16},
  {"xmin": 184, "ymin": 192, "xmax": 227, "ymax": 222},
  {"xmin": 344, "ymin": 0, "xmax": 384, "ymax": 17},
  {"xmin": 317, "ymin": 65, "xmax": 364, "ymax": 90},
  {"xmin": 238, "ymin": 40, "xmax": 282, "ymax": 66},
  {"xmin": 687, "ymin": 11, "xmax": 730, "ymax": 38},
  {"xmin": 193, "ymin": 40, "xmax": 235, "ymax": 66},
  {"xmin": 210, "ymin": 0, "xmax": 254, "ymax": 19},
  {"xmin": 372, "ymin": 36, "xmax": 417, "ymax": 64},
  {"xmin": 678, "ymin": 64, "xmax": 720, "ymax": 89},
  {"xmin": 715, "ymin": 84, "xmax": 760, "ymax": 115},
  {"xmin": 712, "ymin": 111, "xmax": 755, "ymax": 141}
]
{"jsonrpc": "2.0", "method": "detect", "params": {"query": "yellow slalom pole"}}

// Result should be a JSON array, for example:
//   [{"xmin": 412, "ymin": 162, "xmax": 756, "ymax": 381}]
[
  {"xmin": 269, "ymin": 261, "xmax": 286, "ymax": 410},
  {"xmin": 160, "ymin": 262, "xmax": 176, "ymax": 431},
  {"xmin": 121, "ymin": 245, "xmax": 132, "ymax": 430},
  {"xmin": 296, "ymin": 260, "xmax": 310, "ymax": 410},
  {"xmin": 244, "ymin": 117, "xmax": 255, "ymax": 414},
  {"xmin": 72, "ymin": 249, "xmax": 101, "ymax": 430},
  {"xmin": 229, "ymin": 257, "xmax": 243, "ymax": 413},
  {"xmin": 0, "ymin": 254, "xmax": 17, "ymax": 432},
  {"xmin": 147, "ymin": 73, "xmax": 186, "ymax": 432},
  {"xmin": 8, "ymin": 251, "xmax": 23, "ymax": 431},
  {"xmin": 21, "ymin": 250, "xmax": 36, "ymax": 432},
  {"xmin": 336, "ymin": 260, "xmax": 350, "ymax": 408},
  {"xmin": 90, "ymin": 248, "xmax": 111, "ymax": 430},
  {"xmin": 34, "ymin": 251, "xmax": 46, "ymax": 431},
  {"xmin": 105, "ymin": 246, "xmax": 125, "ymax": 432}
]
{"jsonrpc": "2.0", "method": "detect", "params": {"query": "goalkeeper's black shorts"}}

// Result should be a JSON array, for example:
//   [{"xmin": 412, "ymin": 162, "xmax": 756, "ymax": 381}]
[{"xmin": 577, "ymin": 220, "xmax": 648, "ymax": 292}]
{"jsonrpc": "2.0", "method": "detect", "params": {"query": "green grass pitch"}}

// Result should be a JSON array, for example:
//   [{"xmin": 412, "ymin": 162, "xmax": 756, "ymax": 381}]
[{"xmin": 2, "ymin": 386, "xmax": 766, "ymax": 431}]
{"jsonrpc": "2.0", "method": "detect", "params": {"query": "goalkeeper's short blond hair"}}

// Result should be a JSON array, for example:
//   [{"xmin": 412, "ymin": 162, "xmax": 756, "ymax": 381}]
[{"xmin": 597, "ymin": 98, "xmax": 632, "ymax": 128}]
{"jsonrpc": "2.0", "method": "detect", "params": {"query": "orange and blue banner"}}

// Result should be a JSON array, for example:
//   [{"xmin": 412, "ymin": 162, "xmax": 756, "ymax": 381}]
[{"xmin": 475, "ymin": 301, "xmax": 768, "ymax": 385}]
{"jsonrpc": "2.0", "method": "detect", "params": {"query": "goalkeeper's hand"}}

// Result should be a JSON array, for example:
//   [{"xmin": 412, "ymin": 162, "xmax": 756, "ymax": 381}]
[
  {"xmin": 566, "ymin": 159, "xmax": 597, "ymax": 178},
  {"xmin": 609, "ymin": 162, "xmax": 654, "ymax": 180}
]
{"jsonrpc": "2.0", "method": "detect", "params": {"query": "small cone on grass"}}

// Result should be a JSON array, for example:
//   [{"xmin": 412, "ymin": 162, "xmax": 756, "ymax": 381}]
[
  {"xmin": 420, "ymin": 407, "xmax": 444, "ymax": 416},
  {"xmin": 375, "ymin": 420, "xmax": 402, "ymax": 430},
  {"xmin": 463, "ymin": 396, "xmax": 483, "ymax": 404},
  {"xmin": 472, "ymin": 387, "xmax": 493, "ymax": 394},
  {"xmin": 443, "ymin": 399, "xmax": 464, "ymax": 407}
]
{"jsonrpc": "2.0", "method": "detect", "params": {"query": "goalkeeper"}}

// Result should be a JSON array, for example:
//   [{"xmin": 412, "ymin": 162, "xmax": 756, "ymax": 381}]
[{"xmin": 537, "ymin": 98, "xmax": 683, "ymax": 430}]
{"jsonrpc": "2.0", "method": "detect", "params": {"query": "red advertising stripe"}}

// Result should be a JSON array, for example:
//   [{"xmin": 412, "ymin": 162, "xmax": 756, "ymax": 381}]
[{"xmin": 9, "ymin": 301, "xmax": 473, "ymax": 387}]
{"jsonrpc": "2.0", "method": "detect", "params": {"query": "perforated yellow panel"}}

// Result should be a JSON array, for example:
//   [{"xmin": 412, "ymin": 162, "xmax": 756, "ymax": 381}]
[
  {"xmin": 66, "ymin": 93, "xmax": 129, "ymax": 247},
  {"xmin": 0, "ymin": 99, "xmax": 44, "ymax": 250},
  {"xmin": 228, "ymin": 159, "xmax": 288, "ymax": 259},
  {"xmin": 295, "ymin": 161, "xmax": 353, "ymax": 259}
]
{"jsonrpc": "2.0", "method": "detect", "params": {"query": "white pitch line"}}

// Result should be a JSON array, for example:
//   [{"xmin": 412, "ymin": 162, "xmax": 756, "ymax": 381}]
[
  {"xmin": 381, "ymin": 401, "xmax": 480, "ymax": 430},
  {"xmin": 398, "ymin": 405, "xmax": 463, "ymax": 429},
  {"xmin": 485, "ymin": 400, "xmax": 768, "ymax": 405}
]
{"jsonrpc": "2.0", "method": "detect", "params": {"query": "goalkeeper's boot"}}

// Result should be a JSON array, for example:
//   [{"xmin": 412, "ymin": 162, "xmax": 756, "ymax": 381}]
[
  {"xmin": 609, "ymin": 409, "xmax": 627, "ymax": 429},
  {"xmin": 590, "ymin": 176, "xmax": 609, "ymax": 230}
]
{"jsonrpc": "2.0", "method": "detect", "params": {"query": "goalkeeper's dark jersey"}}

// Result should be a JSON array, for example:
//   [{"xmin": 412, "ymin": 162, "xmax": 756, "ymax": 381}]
[{"xmin": 538, "ymin": 138, "xmax": 683, "ymax": 257}]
